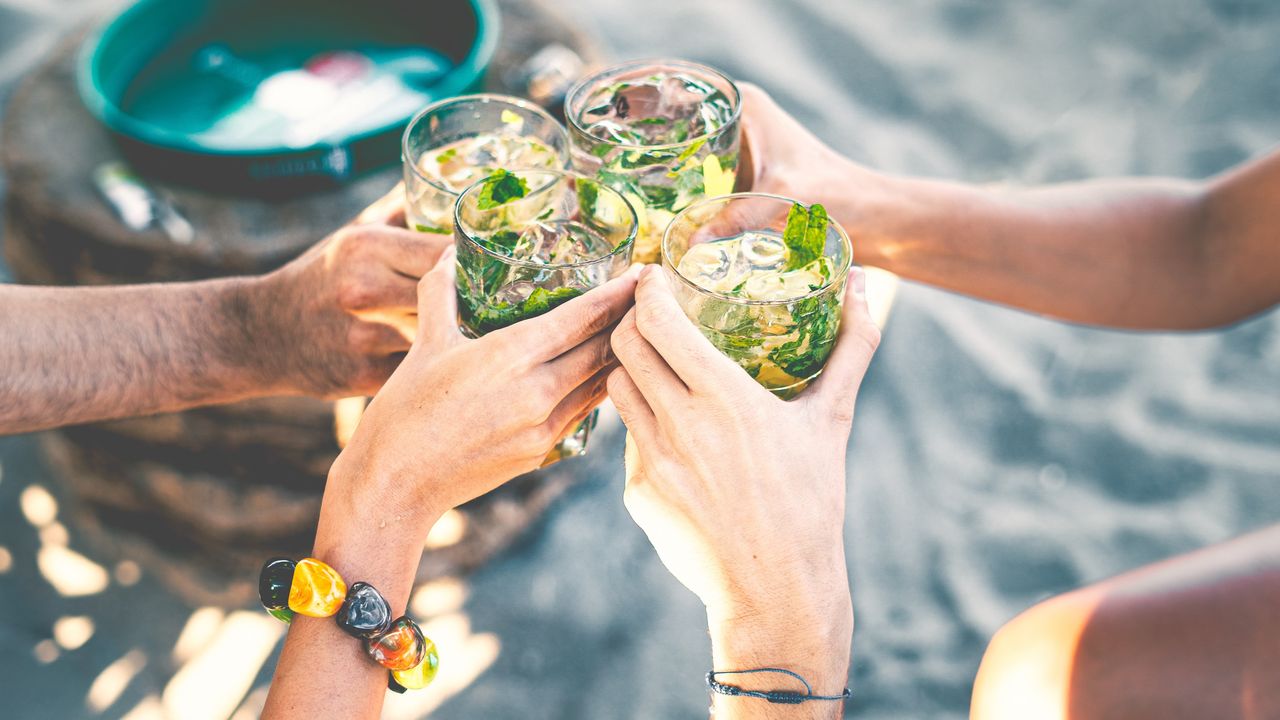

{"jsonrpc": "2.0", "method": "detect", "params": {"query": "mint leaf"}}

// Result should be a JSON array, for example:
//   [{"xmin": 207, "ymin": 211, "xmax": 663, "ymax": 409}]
[
  {"xmin": 782, "ymin": 203, "xmax": 809, "ymax": 268},
  {"xmin": 640, "ymin": 184, "xmax": 678, "ymax": 211},
  {"xmin": 767, "ymin": 297, "xmax": 840, "ymax": 379},
  {"xmin": 597, "ymin": 169, "xmax": 643, "ymax": 200},
  {"xmin": 591, "ymin": 142, "xmax": 615, "ymax": 159},
  {"xmin": 476, "ymin": 169, "xmax": 529, "ymax": 210},
  {"xmin": 522, "ymin": 286, "xmax": 583, "ymax": 314},
  {"xmin": 414, "ymin": 223, "xmax": 450, "ymax": 234},
  {"xmin": 783, "ymin": 202, "xmax": 827, "ymax": 270},
  {"xmin": 669, "ymin": 118, "xmax": 691, "ymax": 143},
  {"xmin": 466, "ymin": 286, "xmax": 585, "ymax": 335},
  {"xmin": 620, "ymin": 149, "xmax": 678, "ymax": 169},
  {"xmin": 577, "ymin": 178, "xmax": 600, "ymax": 218},
  {"xmin": 803, "ymin": 204, "xmax": 829, "ymax": 264},
  {"xmin": 479, "ymin": 229, "xmax": 520, "ymax": 255},
  {"xmin": 672, "ymin": 137, "xmax": 707, "ymax": 166}
]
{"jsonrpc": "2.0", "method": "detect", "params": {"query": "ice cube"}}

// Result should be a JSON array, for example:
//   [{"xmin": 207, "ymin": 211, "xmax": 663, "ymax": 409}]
[
  {"xmin": 739, "ymin": 232, "xmax": 786, "ymax": 271},
  {"xmin": 495, "ymin": 280, "xmax": 537, "ymax": 306},
  {"xmin": 548, "ymin": 227, "xmax": 593, "ymax": 264},
  {"xmin": 677, "ymin": 241, "xmax": 731, "ymax": 289},
  {"xmin": 743, "ymin": 266, "xmax": 827, "ymax": 301},
  {"xmin": 610, "ymin": 81, "xmax": 664, "ymax": 121},
  {"xmin": 512, "ymin": 222, "xmax": 558, "ymax": 261}
]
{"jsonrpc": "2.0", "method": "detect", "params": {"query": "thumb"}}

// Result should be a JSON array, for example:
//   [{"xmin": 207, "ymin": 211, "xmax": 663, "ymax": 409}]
[
  {"xmin": 805, "ymin": 266, "xmax": 880, "ymax": 419},
  {"xmin": 416, "ymin": 244, "xmax": 463, "ymax": 346}
]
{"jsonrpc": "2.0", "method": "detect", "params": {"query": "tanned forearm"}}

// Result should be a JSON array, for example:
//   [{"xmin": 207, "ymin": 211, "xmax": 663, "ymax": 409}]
[
  {"xmin": 836, "ymin": 149, "xmax": 1280, "ymax": 330},
  {"xmin": 0, "ymin": 277, "xmax": 286, "ymax": 434}
]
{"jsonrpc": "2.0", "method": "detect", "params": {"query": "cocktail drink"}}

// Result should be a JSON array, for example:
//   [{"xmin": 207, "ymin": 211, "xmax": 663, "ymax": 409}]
[
  {"xmin": 565, "ymin": 59, "xmax": 741, "ymax": 264},
  {"xmin": 663, "ymin": 194, "xmax": 853, "ymax": 399},
  {"xmin": 402, "ymin": 94, "xmax": 569, "ymax": 235},
  {"xmin": 454, "ymin": 169, "xmax": 637, "ymax": 462}
]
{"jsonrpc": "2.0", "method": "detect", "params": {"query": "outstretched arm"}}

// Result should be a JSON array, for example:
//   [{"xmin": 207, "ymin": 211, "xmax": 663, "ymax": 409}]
[
  {"xmin": 611, "ymin": 266, "xmax": 881, "ymax": 717},
  {"xmin": 262, "ymin": 250, "xmax": 637, "ymax": 719},
  {"xmin": 0, "ymin": 188, "xmax": 445, "ymax": 434},
  {"xmin": 741, "ymin": 84, "xmax": 1280, "ymax": 330}
]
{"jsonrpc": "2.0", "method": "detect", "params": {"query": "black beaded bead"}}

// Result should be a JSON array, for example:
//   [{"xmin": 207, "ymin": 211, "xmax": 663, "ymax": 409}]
[
  {"xmin": 335, "ymin": 581, "xmax": 392, "ymax": 639},
  {"xmin": 387, "ymin": 673, "xmax": 408, "ymax": 694},
  {"xmin": 258, "ymin": 558, "xmax": 296, "ymax": 612}
]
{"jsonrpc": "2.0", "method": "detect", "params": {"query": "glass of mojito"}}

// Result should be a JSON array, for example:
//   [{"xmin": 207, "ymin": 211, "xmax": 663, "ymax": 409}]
[
  {"xmin": 402, "ymin": 94, "xmax": 569, "ymax": 235},
  {"xmin": 454, "ymin": 168, "xmax": 637, "ymax": 462},
  {"xmin": 565, "ymin": 59, "xmax": 741, "ymax": 265},
  {"xmin": 662, "ymin": 193, "xmax": 853, "ymax": 399}
]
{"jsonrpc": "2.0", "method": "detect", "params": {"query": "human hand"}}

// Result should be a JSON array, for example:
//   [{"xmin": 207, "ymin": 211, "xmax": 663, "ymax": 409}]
[
  {"xmin": 609, "ymin": 265, "xmax": 878, "ymax": 697},
  {"xmin": 324, "ymin": 247, "xmax": 641, "ymax": 536},
  {"xmin": 737, "ymin": 84, "xmax": 897, "ymax": 267},
  {"xmin": 245, "ymin": 184, "xmax": 449, "ymax": 398}
]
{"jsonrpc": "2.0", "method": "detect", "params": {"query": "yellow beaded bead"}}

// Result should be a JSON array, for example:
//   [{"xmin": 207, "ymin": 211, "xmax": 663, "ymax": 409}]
[
  {"xmin": 391, "ymin": 638, "xmax": 440, "ymax": 690},
  {"xmin": 288, "ymin": 557, "xmax": 347, "ymax": 617}
]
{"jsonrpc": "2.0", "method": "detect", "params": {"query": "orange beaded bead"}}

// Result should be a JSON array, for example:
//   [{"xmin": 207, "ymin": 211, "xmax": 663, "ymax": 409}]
[
  {"xmin": 288, "ymin": 557, "xmax": 347, "ymax": 617},
  {"xmin": 365, "ymin": 616, "xmax": 426, "ymax": 671}
]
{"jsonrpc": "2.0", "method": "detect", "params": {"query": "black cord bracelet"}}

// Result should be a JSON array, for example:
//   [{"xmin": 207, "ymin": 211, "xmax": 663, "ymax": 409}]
[{"xmin": 706, "ymin": 668, "xmax": 851, "ymax": 704}]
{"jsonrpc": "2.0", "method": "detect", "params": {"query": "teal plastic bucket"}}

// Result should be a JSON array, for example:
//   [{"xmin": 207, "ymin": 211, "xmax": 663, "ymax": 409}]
[{"xmin": 78, "ymin": 0, "xmax": 499, "ymax": 195}]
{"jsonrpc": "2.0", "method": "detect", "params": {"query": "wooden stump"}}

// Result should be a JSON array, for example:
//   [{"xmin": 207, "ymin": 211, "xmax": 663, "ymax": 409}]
[{"xmin": 2, "ymin": 0, "xmax": 601, "ymax": 606}]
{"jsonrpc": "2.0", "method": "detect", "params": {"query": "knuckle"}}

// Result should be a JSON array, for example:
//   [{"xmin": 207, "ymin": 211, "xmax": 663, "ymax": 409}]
[
  {"xmin": 521, "ymin": 423, "xmax": 557, "ymax": 452},
  {"xmin": 334, "ymin": 227, "xmax": 370, "ymax": 257},
  {"xmin": 858, "ymin": 323, "xmax": 883, "ymax": 353},
  {"xmin": 610, "ymin": 322, "xmax": 641, "ymax": 359},
  {"xmin": 588, "ymin": 336, "xmax": 614, "ymax": 370},
  {"xmin": 337, "ymin": 277, "xmax": 378, "ymax": 311},
  {"xmin": 605, "ymin": 368, "xmax": 627, "ymax": 397},
  {"xmin": 516, "ymin": 376, "xmax": 558, "ymax": 421},
  {"xmin": 827, "ymin": 399, "xmax": 857, "ymax": 427},
  {"xmin": 574, "ymin": 296, "xmax": 615, "ymax": 337},
  {"xmin": 634, "ymin": 296, "xmax": 672, "ymax": 336}
]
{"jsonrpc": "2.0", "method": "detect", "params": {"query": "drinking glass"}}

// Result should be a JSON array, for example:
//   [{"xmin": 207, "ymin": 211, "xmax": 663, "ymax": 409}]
[
  {"xmin": 565, "ymin": 59, "xmax": 741, "ymax": 264},
  {"xmin": 454, "ymin": 169, "xmax": 637, "ymax": 462},
  {"xmin": 402, "ymin": 94, "xmax": 569, "ymax": 235},
  {"xmin": 662, "ymin": 193, "xmax": 853, "ymax": 399}
]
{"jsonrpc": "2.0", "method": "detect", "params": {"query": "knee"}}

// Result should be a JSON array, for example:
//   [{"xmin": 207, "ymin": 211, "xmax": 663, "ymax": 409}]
[{"xmin": 970, "ymin": 591, "xmax": 1097, "ymax": 720}]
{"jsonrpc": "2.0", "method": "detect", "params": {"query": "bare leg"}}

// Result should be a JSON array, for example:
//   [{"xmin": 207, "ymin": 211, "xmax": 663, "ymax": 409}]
[{"xmin": 971, "ymin": 524, "xmax": 1280, "ymax": 720}]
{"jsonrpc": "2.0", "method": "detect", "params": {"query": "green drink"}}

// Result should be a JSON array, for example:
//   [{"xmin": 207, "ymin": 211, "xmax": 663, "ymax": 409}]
[
  {"xmin": 454, "ymin": 169, "xmax": 637, "ymax": 462},
  {"xmin": 566, "ymin": 59, "xmax": 741, "ymax": 264},
  {"xmin": 663, "ymin": 194, "xmax": 853, "ymax": 398},
  {"xmin": 402, "ymin": 94, "xmax": 568, "ymax": 235}
]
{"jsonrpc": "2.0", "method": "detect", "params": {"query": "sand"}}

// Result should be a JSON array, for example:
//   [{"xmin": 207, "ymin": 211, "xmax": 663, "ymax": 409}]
[{"xmin": 2, "ymin": 0, "xmax": 1279, "ymax": 718}]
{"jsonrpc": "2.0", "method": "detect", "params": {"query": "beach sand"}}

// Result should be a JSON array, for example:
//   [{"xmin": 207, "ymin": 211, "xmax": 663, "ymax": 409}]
[{"xmin": 2, "ymin": 0, "xmax": 1279, "ymax": 718}]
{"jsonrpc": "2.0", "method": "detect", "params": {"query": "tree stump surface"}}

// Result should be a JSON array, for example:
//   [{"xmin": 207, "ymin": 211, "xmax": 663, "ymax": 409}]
[{"xmin": 2, "ymin": 0, "xmax": 603, "ymax": 606}]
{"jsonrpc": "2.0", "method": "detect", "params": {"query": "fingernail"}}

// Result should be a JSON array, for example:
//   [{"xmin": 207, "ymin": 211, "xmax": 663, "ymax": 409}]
[{"xmin": 851, "ymin": 266, "xmax": 867, "ymax": 299}]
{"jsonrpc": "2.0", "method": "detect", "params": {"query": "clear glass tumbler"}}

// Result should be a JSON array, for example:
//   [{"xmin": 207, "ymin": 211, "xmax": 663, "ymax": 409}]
[
  {"xmin": 454, "ymin": 169, "xmax": 637, "ymax": 463},
  {"xmin": 402, "ymin": 94, "xmax": 570, "ymax": 235},
  {"xmin": 662, "ymin": 193, "xmax": 853, "ymax": 399},
  {"xmin": 565, "ymin": 59, "xmax": 742, "ymax": 264}
]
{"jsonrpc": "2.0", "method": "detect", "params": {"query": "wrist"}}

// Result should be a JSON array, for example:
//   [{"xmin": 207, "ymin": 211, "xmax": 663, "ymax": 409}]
[
  {"xmin": 313, "ymin": 462, "xmax": 446, "ymax": 611},
  {"xmin": 811, "ymin": 156, "xmax": 916, "ymax": 271},
  {"xmin": 709, "ymin": 584, "xmax": 853, "ymax": 696},
  {"xmin": 213, "ymin": 272, "xmax": 298, "ymax": 396}
]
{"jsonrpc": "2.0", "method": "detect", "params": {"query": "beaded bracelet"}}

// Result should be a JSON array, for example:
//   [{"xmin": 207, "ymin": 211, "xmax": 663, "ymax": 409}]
[{"xmin": 259, "ymin": 557, "xmax": 440, "ymax": 692}]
